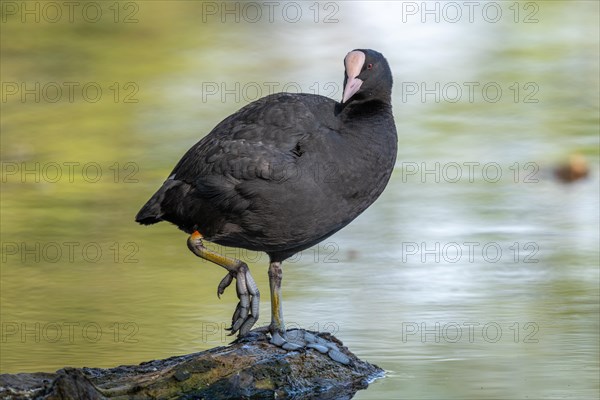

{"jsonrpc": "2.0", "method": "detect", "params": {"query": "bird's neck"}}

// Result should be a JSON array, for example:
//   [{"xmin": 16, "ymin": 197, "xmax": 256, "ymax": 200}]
[{"xmin": 337, "ymin": 99, "xmax": 393, "ymax": 119}]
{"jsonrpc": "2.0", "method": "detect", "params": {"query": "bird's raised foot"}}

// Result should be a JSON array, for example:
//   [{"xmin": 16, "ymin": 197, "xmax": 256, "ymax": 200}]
[
  {"xmin": 219, "ymin": 263, "xmax": 260, "ymax": 337},
  {"xmin": 186, "ymin": 232, "xmax": 260, "ymax": 337},
  {"xmin": 269, "ymin": 329, "xmax": 351, "ymax": 365}
]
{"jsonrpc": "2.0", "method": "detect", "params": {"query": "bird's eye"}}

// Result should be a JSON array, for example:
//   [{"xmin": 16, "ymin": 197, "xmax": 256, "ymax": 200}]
[{"xmin": 367, "ymin": 63, "xmax": 373, "ymax": 70}]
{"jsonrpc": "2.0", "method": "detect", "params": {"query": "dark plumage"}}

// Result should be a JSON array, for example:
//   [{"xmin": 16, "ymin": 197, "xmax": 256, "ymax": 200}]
[
  {"xmin": 137, "ymin": 49, "xmax": 397, "ymax": 261},
  {"xmin": 136, "ymin": 49, "xmax": 397, "ymax": 349}
]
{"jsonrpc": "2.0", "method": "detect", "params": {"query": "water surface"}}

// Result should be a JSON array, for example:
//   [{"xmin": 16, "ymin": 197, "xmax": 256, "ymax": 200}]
[{"xmin": 1, "ymin": 2, "xmax": 598, "ymax": 399}]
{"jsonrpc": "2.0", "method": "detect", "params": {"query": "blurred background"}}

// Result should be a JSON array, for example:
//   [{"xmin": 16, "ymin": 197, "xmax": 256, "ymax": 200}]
[{"xmin": 1, "ymin": 1, "xmax": 598, "ymax": 399}]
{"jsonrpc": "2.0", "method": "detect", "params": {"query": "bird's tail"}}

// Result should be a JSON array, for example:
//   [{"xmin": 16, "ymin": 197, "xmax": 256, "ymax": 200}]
[
  {"xmin": 135, "ymin": 179, "xmax": 181, "ymax": 225},
  {"xmin": 135, "ymin": 198, "xmax": 163, "ymax": 225}
]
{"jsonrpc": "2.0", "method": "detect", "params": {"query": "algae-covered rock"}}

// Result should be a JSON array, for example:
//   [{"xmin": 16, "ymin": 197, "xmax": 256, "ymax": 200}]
[{"xmin": 0, "ymin": 330, "xmax": 383, "ymax": 399}]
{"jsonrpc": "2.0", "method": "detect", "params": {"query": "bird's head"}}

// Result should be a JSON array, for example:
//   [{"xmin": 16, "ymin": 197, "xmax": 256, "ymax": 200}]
[{"xmin": 341, "ymin": 49, "xmax": 393, "ymax": 105}]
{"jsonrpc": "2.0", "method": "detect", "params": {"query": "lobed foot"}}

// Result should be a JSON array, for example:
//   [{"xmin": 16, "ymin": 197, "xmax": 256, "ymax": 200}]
[
  {"xmin": 187, "ymin": 232, "xmax": 260, "ymax": 337},
  {"xmin": 269, "ymin": 329, "xmax": 351, "ymax": 365},
  {"xmin": 217, "ymin": 263, "xmax": 260, "ymax": 336}
]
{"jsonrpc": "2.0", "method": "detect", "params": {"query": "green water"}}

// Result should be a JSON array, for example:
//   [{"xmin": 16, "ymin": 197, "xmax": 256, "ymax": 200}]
[{"xmin": 1, "ymin": 1, "xmax": 599, "ymax": 399}]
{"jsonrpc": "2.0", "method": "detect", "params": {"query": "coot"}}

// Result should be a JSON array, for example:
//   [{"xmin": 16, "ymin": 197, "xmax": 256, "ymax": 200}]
[{"xmin": 136, "ymin": 49, "xmax": 397, "ymax": 352}]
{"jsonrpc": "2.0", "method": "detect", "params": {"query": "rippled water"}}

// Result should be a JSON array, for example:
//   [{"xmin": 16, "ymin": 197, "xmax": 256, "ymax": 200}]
[{"xmin": 1, "ymin": 2, "xmax": 599, "ymax": 399}]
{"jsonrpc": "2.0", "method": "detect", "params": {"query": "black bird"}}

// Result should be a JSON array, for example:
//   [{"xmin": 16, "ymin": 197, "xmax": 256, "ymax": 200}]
[{"xmin": 136, "ymin": 49, "xmax": 397, "ymax": 354}]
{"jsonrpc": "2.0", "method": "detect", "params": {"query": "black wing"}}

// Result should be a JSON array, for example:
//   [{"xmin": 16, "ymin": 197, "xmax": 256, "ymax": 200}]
[{"xmin": 136, "ymin": 93, "xmax": 334, "ymax": 236}]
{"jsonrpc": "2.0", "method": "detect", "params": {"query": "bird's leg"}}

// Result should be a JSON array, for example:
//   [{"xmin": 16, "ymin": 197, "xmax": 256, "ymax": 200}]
[
  {"xmin": 265, "ymin": 260, "xmax": 351, "ymax": 364},
  {"xmin": 269, "ymin": 262, "xmax": 285, "ymax": 333},
  {"xmin": 186, "ymin": 231, "xmax": 259, "ymax": 337},
  {"xmin": 267, "ymin": 261, "xmax": 302, "ymax": 350},
  {"xmin": 268, "ymin": 261, "xmax": 285, "ymax": 334}
]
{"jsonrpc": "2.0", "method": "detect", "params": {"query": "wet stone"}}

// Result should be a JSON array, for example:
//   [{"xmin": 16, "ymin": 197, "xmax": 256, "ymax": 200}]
[{"xmin": 0, "ymin": 330, "xmax": 384, "ymax": 400}]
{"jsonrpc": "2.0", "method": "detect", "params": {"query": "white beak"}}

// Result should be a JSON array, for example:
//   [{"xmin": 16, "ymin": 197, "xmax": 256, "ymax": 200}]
[{"xmin": 342, "ymin": 50, "xmax": 366, "ymax": 103}]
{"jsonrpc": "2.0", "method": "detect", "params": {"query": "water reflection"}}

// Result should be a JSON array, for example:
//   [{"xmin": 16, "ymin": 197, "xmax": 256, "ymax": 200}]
[{"xmin": 1, "ymin": 1, "xmax": 598, "ymax": 399}]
